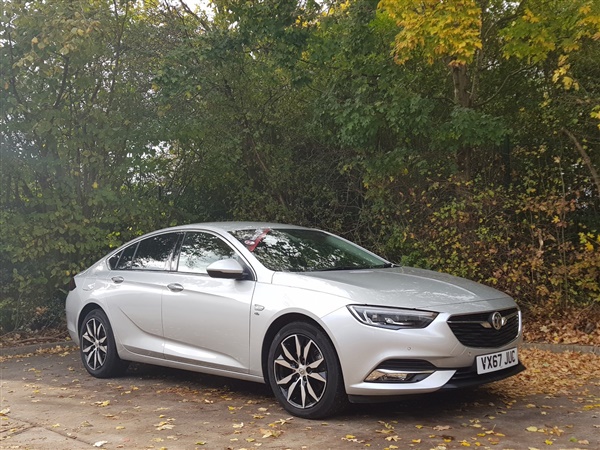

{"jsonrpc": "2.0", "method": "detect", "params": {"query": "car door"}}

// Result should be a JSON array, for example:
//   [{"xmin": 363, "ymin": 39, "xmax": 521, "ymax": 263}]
[
  {"xmin": 104, "ymin": 232, "xmax": 180, "ymax": 359},
  {"xmin": 161, "ymin": 231, "xmax": 256, "ymax": 373}
]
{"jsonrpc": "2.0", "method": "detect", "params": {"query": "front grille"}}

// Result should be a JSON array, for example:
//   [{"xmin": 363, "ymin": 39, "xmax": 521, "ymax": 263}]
[{"xmin": 447, "ymin": 308, "xmax": 519, "ymax": 348}]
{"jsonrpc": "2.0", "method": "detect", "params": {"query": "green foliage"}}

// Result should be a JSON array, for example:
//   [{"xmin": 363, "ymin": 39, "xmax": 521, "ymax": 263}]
[
  {"xmin": 364, "ymin": 151, "xmax": 599, "ymax": 309},
  {"xmin": 1, "ymin": 0, "xmax": 599, "ymax": 330},
  {"xmin": 0, "ymin": 0, "xmax": 173, "ymax": 330}
]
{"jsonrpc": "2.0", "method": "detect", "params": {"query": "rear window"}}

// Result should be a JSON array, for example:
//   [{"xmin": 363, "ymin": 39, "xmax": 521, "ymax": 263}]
[
  {"xmin": 109, "ymin": 243, "xmax": 138, "ymax": 270},
  {"xmin": 131, "ymin": 233, "xmax": 179, "ymax": 271}
]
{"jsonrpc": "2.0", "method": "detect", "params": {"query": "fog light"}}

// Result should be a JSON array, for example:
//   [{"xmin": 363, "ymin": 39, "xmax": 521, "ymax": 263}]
[{"xmin": 365, "ymin": 369, "xmax": 433, "ymax": 383}]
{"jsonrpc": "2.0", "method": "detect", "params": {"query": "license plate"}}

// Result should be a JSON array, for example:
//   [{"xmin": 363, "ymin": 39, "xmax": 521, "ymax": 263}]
[{"xmin": 476, "ymin": 348, "xmax": 518, "ymax": 374}]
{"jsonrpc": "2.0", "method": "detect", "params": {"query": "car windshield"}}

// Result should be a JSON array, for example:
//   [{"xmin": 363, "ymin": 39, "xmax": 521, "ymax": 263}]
[{"xmin": 229, "ymin": 228, "xmax": 388, "ymax": 272}]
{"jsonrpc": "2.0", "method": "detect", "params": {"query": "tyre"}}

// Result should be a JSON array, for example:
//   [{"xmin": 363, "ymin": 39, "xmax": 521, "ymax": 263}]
[
  {"xmin": 267, "ymin": 322, "xmax": 347, "ymax": 419},
  {"xmin": 79, "ymin": 309, "xmax": 129, "ymax": 378}
]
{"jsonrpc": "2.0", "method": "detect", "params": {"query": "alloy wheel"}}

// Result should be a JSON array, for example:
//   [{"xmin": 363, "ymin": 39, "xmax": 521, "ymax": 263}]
[
  {"xmin": 273, "ymin": 333, "xmax": 328, "ymax": 409},
  {"xmin": 82, "ymin": 317, "xmax": 108, "ymax": 370}
]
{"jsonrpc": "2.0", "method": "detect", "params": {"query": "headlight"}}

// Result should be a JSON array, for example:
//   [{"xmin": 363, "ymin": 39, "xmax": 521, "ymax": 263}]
[{"xmin": 347, "ymin": 305, "xmax": 437, "ymax": 330}]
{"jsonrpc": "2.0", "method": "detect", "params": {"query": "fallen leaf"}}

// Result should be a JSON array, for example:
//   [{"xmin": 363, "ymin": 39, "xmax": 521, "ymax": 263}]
[{"xmin": 260, "ymin": 429, "xmax": 281, "ymax": 438}]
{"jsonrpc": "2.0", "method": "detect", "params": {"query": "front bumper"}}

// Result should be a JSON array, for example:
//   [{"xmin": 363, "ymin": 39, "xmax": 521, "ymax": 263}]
[
  {"xmin": 347, "ymin": 362, "xmax": 526, "ymax": 403},
  {"xmin": 321, "ymin": 300, "xmax": 523, "ymax": 398}
]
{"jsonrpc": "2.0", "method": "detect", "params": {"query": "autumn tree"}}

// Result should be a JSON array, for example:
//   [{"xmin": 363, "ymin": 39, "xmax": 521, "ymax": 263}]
[
  {"xmin": 379, "ymin": 0, "xmax": 600, "ymax": 181},
  {"xmin": 0, "ymin": 0, "xmax": 176, "ymax": 329}
]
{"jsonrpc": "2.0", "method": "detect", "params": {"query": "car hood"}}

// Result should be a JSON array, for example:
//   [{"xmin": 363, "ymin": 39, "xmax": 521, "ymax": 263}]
[{"xmin": 271, "ymin": 267, "xmax": 514, "ymax": 313}]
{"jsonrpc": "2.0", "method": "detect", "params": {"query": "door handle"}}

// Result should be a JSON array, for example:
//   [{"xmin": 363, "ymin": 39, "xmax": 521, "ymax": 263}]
[
  {"xmin": 167, "ymin": 283, "xmax": 184, "ymax": 292},
  {"xmin": 111, "ymin": 276, "xmax": 124, "ymax": 284}
]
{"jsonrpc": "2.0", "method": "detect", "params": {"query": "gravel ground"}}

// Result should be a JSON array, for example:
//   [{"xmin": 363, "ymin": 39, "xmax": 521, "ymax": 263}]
[{"xmin": 1, "ymin": 345, "xmax": 599, "ymax": 450}]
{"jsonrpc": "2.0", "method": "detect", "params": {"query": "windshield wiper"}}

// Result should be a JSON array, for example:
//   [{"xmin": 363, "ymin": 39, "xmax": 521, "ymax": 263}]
[
  {"xmin": 313, "ymin": 263, "xmax": 395, "ymax": 272},
  {"xmin": 312, "ymin": 266, "xmax": 366, "ymax": 272}
]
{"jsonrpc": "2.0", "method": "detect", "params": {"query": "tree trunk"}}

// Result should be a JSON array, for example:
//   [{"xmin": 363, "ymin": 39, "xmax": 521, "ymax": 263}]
[{"xmin": 451, "ymin": 64, "xmax": 473, "ymax": 179}]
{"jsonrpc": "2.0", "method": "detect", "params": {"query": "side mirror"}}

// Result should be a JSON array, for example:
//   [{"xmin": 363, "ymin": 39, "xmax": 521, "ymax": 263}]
[{"xmin": 206, "ymin": 259, "xmax": 246, "ymax": 280}]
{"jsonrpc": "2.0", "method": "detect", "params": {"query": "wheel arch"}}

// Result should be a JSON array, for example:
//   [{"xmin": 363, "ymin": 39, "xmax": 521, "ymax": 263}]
[
  {"xmin": 260, "ymin": 313, "xmax": 335, "ymax": 384},
  {"xmin": 77, "ymin": 302, "xmax": 105, "ymax": 336}
]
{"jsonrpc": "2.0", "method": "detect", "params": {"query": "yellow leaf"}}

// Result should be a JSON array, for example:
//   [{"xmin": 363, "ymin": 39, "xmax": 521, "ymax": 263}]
[
  {"xmin": 260, "ymin": 429, "xmax": 281, "ymax": 438},
  {"xmin": 526, "ymin": 426, "xmax": 538, "ymax": 432}
]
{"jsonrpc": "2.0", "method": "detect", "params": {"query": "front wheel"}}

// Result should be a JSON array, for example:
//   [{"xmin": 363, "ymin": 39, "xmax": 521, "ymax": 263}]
[
  {"xmin": 267, "ymin": 322, "xmax": 347, "ymax": 419},
  {"xmin": 79, "ymin": 309, "xmax": 129, "ymax": 378}
]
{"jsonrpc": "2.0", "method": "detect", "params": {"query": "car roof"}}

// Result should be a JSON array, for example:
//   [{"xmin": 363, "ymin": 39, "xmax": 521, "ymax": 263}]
[{"xmin": 160, "ymin": 221, "xmax": 313, "ymax": 233}]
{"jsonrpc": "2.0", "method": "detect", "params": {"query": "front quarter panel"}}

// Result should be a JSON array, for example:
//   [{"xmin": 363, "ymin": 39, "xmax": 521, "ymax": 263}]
[{"xmin": 248, "ymin": 283, "xmax": 350, "ymax": 376}]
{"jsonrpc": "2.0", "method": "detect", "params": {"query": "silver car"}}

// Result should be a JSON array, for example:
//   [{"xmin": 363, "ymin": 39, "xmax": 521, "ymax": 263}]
[{"xmin": 66, "ymin": 222, "xmax": 524, "ymax": 418}]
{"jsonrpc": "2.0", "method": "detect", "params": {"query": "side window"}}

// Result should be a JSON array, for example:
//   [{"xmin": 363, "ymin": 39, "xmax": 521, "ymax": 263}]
[
  {"xmin": 114, "ymin": 243, "xmax": 138, "ymax": 270},
  {"xmin": 131, "ymin": 233, "xmax": 179, "ymax": 271},
  {"xmin": 108, "ymin": 251, "xmax": 122, "ymax": 270},
  {"xmin": 177, "ymin": 232, "xmax": 236, "ymax": 274}
]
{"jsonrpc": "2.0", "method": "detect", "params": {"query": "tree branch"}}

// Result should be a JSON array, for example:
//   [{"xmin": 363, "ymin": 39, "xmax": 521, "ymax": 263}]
[
  {"xmin": 562, "ymin": 128, "xmax": 600, "ymax": 198},
  {"xmin": 53, "ymin": 57, "xmax": 70, "ymax": 108},
  {"xmin": 476, "ymin": 64, "xmax": 535, "ymax": 108}
]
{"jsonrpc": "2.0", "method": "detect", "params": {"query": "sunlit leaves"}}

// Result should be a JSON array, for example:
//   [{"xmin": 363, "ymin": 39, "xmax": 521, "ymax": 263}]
[
  {"xmin": 379, "ymin": 0, "xmax": 482, "ymax": 66},
  {"xmin": 501, "ymin": 0, "xmax": 600, "ymax": 64}
]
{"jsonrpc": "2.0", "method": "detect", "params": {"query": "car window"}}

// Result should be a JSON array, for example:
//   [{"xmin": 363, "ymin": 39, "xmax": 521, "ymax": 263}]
[
  {"xmin": 131, "ymin": 233, "xmax": 179, "ymax": 271},
  {"xmin": 229, "ymin": 228, "xmax": 386, "ymax": 272},
  {"xmin": 108, "ymin": 251, "xmax": 122, "ymax": 270},
  {"xmin": 112, "ymin": 243, "xmax": 138, "ymax": 270},
  {"xmin": 177, "ymin": 232, "xmax": 236, "ymax": 274}
]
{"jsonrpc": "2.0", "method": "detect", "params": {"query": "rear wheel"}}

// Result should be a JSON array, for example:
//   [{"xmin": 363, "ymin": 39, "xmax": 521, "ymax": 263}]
[
  {"xmin": 80, "ymin": 309, "xmax": 129, "ymax": 378},
  {"xmin": 267, "ymin": 322, "xmax": 347, "ymax": 419}
]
